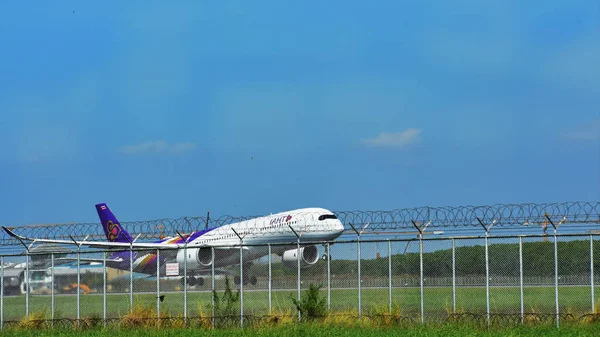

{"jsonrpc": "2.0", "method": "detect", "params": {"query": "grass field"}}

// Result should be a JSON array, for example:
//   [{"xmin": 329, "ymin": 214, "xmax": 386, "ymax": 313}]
[
  {"xmin": 3, "ymin": 286, "xmax": 599, "ymax": 321},
  {"xmin": 1, "ymin": 324, "xmax": 600, "ymax": 337}
]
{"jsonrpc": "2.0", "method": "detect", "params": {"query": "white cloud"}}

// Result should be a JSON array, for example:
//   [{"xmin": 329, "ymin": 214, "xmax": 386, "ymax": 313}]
[
  {"xmin": 561, "ymin": 120, "xmax": 600, "ymax": 141},
  {"xmin": 119, "ymin": 141, "xmax": 197, "ymax": 155},
  {"xmin": 361, "ymin": 129, "xmax": 422, "ymax": 148}
]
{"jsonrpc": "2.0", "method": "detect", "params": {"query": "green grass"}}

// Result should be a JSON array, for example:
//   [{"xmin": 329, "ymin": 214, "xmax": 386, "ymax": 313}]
[
  {"xmin": 1, "ymin": 323, "xmax": 600, "ymax": 337},
  {"xmin": 4, "ymin": 285, "xmax": 599, "ymax": 321}
]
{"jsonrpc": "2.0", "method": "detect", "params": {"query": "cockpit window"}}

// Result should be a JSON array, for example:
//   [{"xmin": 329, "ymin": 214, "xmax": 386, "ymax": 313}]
[{"xmin": 318, "ymin": 214, "xmax": 338, "ymax": 221}]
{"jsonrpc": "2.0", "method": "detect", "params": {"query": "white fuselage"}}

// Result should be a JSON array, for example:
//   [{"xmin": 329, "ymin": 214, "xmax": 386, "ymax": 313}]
[
  {"xmin": 128, "ymin": 207, "xmax": 345, "ymax": 275},
  {"xmin": 188, "ymin": 207, "xmax": 344, "ymax": 247}
]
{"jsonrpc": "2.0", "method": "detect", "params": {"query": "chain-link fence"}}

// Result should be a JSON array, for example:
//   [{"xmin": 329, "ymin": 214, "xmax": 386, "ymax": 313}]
[
  {"xmin": 2, "ymin": 233, "xmax": 600, "ymax": 329},
  {"xmin": 0, "ymin": 201, "xmax": 597, "ymax": 328}
]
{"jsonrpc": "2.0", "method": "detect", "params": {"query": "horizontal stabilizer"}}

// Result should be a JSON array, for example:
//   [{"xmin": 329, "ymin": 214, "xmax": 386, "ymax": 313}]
[{"xmin": 55, "ymin": 257, "xmax": 124, "ymax": 264}]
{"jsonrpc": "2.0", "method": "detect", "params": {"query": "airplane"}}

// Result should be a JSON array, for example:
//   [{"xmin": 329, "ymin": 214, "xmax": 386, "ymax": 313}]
[{"xmin": 2, "ymin": 203, "xmax": 345, "ymax": 286}]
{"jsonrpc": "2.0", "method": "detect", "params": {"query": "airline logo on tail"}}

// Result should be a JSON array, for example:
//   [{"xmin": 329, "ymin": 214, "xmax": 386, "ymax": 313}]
[
  {"xmin": 96, "ymin": 203, "xmax": 133, "ymax": 243},
  {"xmin": 106, "ymin": 220, "xmax": 121, "ymax": 241}
]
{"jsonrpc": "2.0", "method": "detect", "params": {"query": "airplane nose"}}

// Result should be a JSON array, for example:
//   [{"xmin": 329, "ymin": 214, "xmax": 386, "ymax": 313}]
[{"xmin": 334, "ymin": 220, "xmax": 345, "ymax": 233}]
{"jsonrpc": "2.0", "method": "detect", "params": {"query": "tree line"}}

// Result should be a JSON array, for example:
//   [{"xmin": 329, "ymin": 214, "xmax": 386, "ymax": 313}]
[{"xmin": 253, "ymin": 239, "xmax": 600, "ymax": 278}]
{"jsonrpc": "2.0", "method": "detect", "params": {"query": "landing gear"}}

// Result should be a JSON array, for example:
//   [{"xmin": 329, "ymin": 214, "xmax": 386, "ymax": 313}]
[
  {"xmin": 233, "ymin": 275, "xmax": 257, "ymax": 286},
  {"xmin": 233, "ymin": 262, "xmax": 257, "ymax": 286},
  {"xmin": 182, "ymin": 276, "xmax": 204, "ymax": 287}
]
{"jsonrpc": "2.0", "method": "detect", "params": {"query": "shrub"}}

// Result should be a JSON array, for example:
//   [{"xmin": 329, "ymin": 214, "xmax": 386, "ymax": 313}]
[
  {"xmin": 18, "ymin": 310, "xmax": 50, "ymax": 330},
  {"xmin": 210, "ymin": 276, "xmax": 240, "ymax": 328},
  {"xmin": 120, "ymin": 304, "xmax": 159, "ymax": 329},
  {"xmin": 290, "ymin": 284, "xmax": 327, "ymax": 321}
]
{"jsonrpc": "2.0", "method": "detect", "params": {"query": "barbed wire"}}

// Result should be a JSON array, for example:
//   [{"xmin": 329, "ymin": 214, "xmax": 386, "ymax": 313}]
[{"xmin": 2, "ymin": 201, "xmax": 598, "ymax": 246}]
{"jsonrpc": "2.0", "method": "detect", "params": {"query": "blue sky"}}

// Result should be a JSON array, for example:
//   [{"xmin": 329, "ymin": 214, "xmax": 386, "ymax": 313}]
[{"xmin": 0, "ymin": 1, "xmax": 598, "ymax": 226}]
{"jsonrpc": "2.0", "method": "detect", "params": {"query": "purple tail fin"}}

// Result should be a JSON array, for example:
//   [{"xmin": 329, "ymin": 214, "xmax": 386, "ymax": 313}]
[{"xmin": 95, "ymin": 203, "xmax": 134, "ymax": 243}]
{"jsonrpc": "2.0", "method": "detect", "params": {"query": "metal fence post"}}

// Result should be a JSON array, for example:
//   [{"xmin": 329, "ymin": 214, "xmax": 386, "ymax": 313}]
[
  {"xmin": 103, "ymin": 251, "xmax": 107, "ymax": 326},
  {"xmin": 519, "ymin": 236, "xmax": 524, "ymax": 324},
  {"xmin": 388, "ymin": 240, "xmax": 392, "ymax": 313},
  {"xmin": 26, "ymin": 252, "xmax": 29, "ymax": 317},
  {"xmin": 545, "ymin": 214, "xmax": 563, "ymax": 328},
  {"xmin": 156, "ymin": 249, "xmax": 160, "ymax": 320},
  {"xmin": 287, "ymin": 224, "xmax": 302, "ymax": 321},
  {"xmin": 129, "ymin": 246, "xmax": 134, "ymax": 314},
  {"xmin": 175, "ymin": 230, "xmax": 189, "ymax": 325},
  {"xmin": 485, "ymin": 234, "xmax": 489, "ymax": 326},
  {"xmin": 326, "ymin": 242, "xmax": 331, "ymax": 311},
  {"xmin": 1, "ymin": 256, "xmax": 3, "ymax": 330},
  {"xmin": 297, "ymin": 238, "xmax": 301, "ymax": 321},
  {"xmin": 357, "ymin": 235, "xmax": 361, "ymax": 318},
  {"xmin": 268, "ymin": 244, "xmax": 272, "ymax": 314},
  {"xmin": 477, "ymin": 217, "xmax": 493, "ymax": 327},
  {"xmin": 349, "ymin": 223, "xmax": 363, "ymax": 318},
  {"xmin": 51, "ymin": 253, "xmax": 55, "ymax": 324},
  {"xmin": 591, "ymin": 235, "xmax": 595, "ymax": 315},
  {"xmin": 240, "ymin": 240, "xmax": 244, "ymax": 327},
  {"xmin": 182, "ymin": 234, "xmax": 188, "ymax": 322},
  {"xmin": 77, "ymin": 247, "xmax": 81, "ymax": 321},
  {"xmin": 419, "ymin": 236, "xmax": 424, "ymax": 324},
  {"xmin": 554, "ymin": 232, "xmax": 559, "ymax": 328},
  {"xmin": 211, "ymin": 246, "xmax": 215, "ymax": 328},
  {"xmin": 410, "ymin": 220, "xmax": 426, "ymax": 324},
  {"xmin": 231, "ymin": 228, "xmax": 243, "ymax": 328},
  {"xmin": 452, "ymin": 238, "xmax": 456, "ymax": 315}
]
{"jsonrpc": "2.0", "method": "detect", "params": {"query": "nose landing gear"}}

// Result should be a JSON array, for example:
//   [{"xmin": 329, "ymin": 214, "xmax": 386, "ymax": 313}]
[
  {"xmin": 234, "ymin": 275, "xmax": 257, "ymax": 286},
  {"xmin": 181, "ymin": 276, "xmax": 204, "ymax": 287}
]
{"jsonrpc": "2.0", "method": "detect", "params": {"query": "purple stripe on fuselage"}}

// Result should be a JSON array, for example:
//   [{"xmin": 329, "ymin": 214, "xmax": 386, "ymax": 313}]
[
  {"xmin": 139, "ymin": 254, "xmax": 158, "ymax": 274},
  {"xmin": 106, "ymin": 227, "xmax": 218, "ymax": 273}
]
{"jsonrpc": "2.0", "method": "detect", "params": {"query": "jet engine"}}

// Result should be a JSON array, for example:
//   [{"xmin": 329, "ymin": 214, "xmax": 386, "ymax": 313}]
[
  {"xmin": 176, "ymin": 247, "xmax": 213, "ymax": 269},
  {"xmin": 282, "ymin": 245, "xmax": 320, "ymax": 269}
]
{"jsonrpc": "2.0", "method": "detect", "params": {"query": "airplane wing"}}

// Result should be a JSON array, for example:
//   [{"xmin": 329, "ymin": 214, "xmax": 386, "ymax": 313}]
[
  {"xmin": 2, "ymin": 226, "xmax": 183, "ymax": 250},
  {"xmin": 28, "ymin": 257, "xmax": 124, "ymax": 268},
  {"xmin": 55, "ymin": 257, "xmax": 124, "ymax": 264},
  {"xmin": 2, "ymin": 226, "xmax": 248, "ymax": 251}
]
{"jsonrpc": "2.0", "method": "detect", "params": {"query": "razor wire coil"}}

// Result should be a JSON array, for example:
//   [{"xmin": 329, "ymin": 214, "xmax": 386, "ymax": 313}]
[{"xmin": 2, "ymin": 201, "xmax": 598, "ymax": 246}]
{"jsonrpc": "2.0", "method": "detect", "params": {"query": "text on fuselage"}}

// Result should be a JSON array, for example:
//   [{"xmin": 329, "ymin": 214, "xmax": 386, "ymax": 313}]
[{"xmin": 270, "ymin": 215, "xmax": 292, "ymax": 225}]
